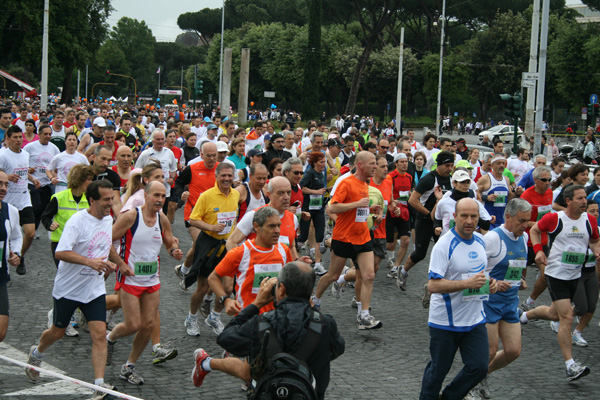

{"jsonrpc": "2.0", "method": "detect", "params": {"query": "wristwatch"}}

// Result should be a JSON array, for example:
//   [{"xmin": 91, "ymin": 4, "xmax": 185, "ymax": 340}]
[{"xmin": 219, "ymin": 295, "xmax": 230, "ymax": 305}]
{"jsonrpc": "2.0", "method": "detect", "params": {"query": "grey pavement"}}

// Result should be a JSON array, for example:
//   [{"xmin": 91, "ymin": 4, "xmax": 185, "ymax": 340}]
[{"xmin": 1, "ymin": 211, "xmax": 600, "ymax": 399}]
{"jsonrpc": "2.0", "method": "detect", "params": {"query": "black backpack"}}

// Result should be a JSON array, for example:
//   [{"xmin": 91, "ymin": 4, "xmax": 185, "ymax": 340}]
[{"xmin": 248, "ymin": 310, "xmax": 323, "ymax": 400}]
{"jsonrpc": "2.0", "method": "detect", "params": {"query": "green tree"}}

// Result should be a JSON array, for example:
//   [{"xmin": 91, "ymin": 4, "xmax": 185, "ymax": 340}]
[{"xmin": 301, "ymin": 0, "xmax": 322, "ymax": 119}]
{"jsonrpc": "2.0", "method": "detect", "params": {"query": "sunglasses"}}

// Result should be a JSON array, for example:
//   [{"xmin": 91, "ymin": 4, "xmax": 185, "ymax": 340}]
[
  {"xmin": 291, "ymin": 171, "xmax": 304, "ymax": 176},
  {"xmin": 537, "ymin": 178, "xmax": 551, "ymax": 182},
  {"xmin": 380, "ymin": 146, "xmax": 389, "ymax": 150}
]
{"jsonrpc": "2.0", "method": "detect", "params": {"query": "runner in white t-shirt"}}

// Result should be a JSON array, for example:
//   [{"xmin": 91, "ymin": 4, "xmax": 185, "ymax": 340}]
[
  {"xmin": 46, "ymin": 132, "xmax": 89, "ymax": 193},
  {"xmin": 507, "ymin": 149, "xmax": 531, "ymax": 186},
  {"xmin": 26, "ymin": 180, "xmax": 117, "ymax": 397},
  {"xmin": 134, "ymin": 130, "xmax": 177, "ymax": 197}
]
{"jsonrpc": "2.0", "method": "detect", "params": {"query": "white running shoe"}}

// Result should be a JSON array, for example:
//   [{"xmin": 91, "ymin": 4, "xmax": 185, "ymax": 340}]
[
  {"xmin": 185, "ymin": 315, "xmax": 201, "ymax": 336},
  {"xmin": 313, "ymin": 263, "xmax": 327, "ymax": 276},
  {"xmin": 550, "ymin": 321, "xmax": 559, "ymax": 333},
  {"xmin": 572, "ymin": 331, "xmax": 588, "ymax": 347}
]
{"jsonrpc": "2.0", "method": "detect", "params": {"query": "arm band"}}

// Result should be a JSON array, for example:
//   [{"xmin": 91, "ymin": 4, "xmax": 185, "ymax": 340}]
[{"xmin": 533, "ymin": 244, "xmax": 544, "ymax": 254}]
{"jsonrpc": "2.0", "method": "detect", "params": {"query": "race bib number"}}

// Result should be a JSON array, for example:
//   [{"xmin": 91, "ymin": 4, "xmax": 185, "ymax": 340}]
[
  {"xmin": 217, "ymin": 211, "xmax": 236, "ymax": 235},
  {"xmin": 252, "ymin": 263, "xmax": 282, "ymax": 294},
  {"xmin": 462, "ymin": 272, "xmax": 489, "ymax": 301},
  {"xmin": 504, "ymin": 259, "xmax": 526, "ymax": 287},
  {"xmin": 396, "ymin": 191, "xmax": 410, "ymax": 205},
  {"xmin": 355, "ymin": 207, "xmax": 369, "ymax": 223},
  {"xmin": 536, "ymin": 205, "xmax": 552, "ymax": 221},
  {"xmin": 493, "ymin": 191, "xmax": 508, "ymax": 207},
  {"xmin": 134, "ymin": 260, "xmax": 159, "ymax": 276},
  {"xmin": 308, "ymin": 194, "xmax": 323, "ymax": 210},
  {"xmin": 36, "ymin": 166, "xmax": 47, "ymax": 175},
  {"xmin": 561, "ymin": 246, "xmax": 587, "ymax": 268}
]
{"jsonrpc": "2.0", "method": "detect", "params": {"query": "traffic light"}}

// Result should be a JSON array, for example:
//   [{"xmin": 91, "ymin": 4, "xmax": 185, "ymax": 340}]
[
  {"xmin": 195, "ymin": 80, "xmax": 204, "ymax": 95},
  {"xmin": 499, "ymin": 92, "xmax": 523, "ymax": 119}
]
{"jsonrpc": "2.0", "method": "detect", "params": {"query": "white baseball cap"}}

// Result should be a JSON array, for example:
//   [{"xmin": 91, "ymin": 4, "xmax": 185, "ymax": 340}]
[
  {"xmin": 216, "ymin": 141, "xmax": 229, "ymax": 152},
  {"xmin": 452, "ymin": 170, "xmax": 471, "ymax": 182},
  {"xmin": 93, "ymin": 117, "xmax": 106, "ymax": 127}
]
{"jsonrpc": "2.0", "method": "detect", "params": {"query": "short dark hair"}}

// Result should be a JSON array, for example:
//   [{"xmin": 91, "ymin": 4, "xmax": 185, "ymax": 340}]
[
  {"xmin": 439, "ymin": 137, "xmax": 451, "ymax": 146},
  {"xmin": 38, "ymin": 124, "xmax": 51, "ymax": 135},
  {"xmin": 564, "ymin": 184, "xmax": 585, "ymax": 202},
  {"xmin": 568, "ymin": 163, "xmax": 588, "ymax": 181},
  {"xmin": 216, "ymin": 162, "xmax": 235, "ymax": 175},
  {"xmin": 0, "ymin": 108, "xmax": 11, "ymax": 117},
  {"xmin": 6, "ymin": 125, "xmax": 22, "ymax": 138},
  {"xmin": 278, "ymin": 262, "xmax": 315, "ymax": 300},
  {"xmin": 363, "ymin": 142, "xmax": 376, "ymax": 152},
  {"xmin": 517, "ymin": 148, "xmax": 526, "ymax": 156},
  {"xmin": 86, "ymin": 180, "xmax": 113, "ymax": 201}
]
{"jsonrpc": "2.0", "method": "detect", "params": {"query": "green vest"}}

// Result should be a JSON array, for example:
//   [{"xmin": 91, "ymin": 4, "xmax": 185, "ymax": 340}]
[{"xmin": 51, "ymin": 189, "xmax": 89, "ymax": 242}]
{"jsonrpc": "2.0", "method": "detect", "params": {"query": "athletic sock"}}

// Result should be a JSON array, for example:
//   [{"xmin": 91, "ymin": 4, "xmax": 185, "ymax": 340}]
[
  {"xmin": 359, "ymin": 309, "xmax": 369, "ymax": 318},
  {"xmin": 94, "ymin": 378, "xmax": 104, "ymax": 386},
  {"xmin": 520, "ymin": 312, "xmax": 529, "ymax": 324},
  {"xmin": 312, "ymin": 296, "xmax": 321, "ymax": 306},
  {"xmin": 181, "ymin": 264, "xmax": 190, "ymax": 275},
  {"xmin": 314, "ymin": 262, "xmax": 322, "ymax": 269},
  {"xmin": 573, "ymin": 329, "xmax": 581, "ymax": 336},
  {"xmin": 525, "ymin": 297, "xmax": 535, "ymax": 306},
  {"xmin": 126, "ymin": 360, "xmax": 135, "ymax": 367},
  {"xmin": 566, "ymin": 359, "xmax": 575, "ymax": 369},
  {"xmin": 106, "ymin": 332, "xmax": 116, "ymax": 344},
  {"xmin": 336, "ymin": 274, "xmax": 346, "ymax": 285},
  {"xmin": 188, "ymin": 312, "xmax": 198, "ymax": 320},
  {"xmin": 210, "ymin": 310, "xmax": 221, "ymax": 319},
  {"xmin": 201, "ymin": 357, "xmax": 213, "ymax": 372},
  {"xmin": 33, "ymin": 347, "xmax": 44, "ymax": 359},
  {"xmin": 400, "ymin": 267, "xmax": 408, "ymax": 277},
  {"xmin": 356, "ymin": 301, "xmax": 362, "ymax": 312},
  {"xmin": 152, "ymin": 343, "xmax": 161, "ymax": 352}
]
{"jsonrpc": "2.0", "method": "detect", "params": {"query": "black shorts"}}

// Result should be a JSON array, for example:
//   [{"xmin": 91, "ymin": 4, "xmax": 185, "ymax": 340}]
[
  {"xmin": 52, "ymin": 295, "xmax": 106, "ymax": 329},
  {"xmin": 331, "ymin": 239, "xmax": 373, "ymax": 262},
  {"xmin": 0, "ymin": 283, "xmax": 8, "ymax": 316},
  {"xmin": 372, "ymin": 238, "xmax": 386, "ymax": 259},
  {"xmin": 385, "ymin": 216, "xmax": 411, "ymax": 243},
  {"xmin": 546, "ymin": 275, "xmax": 579, "ymax": 302},
  {"xmin": 527, "ymin": 244, "xmax": 549, "ymax": 266},
  {"xmin": 167, "ymin": 192, "xmax": 180, "ymax": 204},
  {"xmin": 19, "ymin": 207, "xmax": 35, "ymax": 225}
]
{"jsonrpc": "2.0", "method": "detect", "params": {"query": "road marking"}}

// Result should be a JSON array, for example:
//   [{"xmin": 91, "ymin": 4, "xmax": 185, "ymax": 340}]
[{"xmin": 0, "ymin": 342, "xmax": 91, "ymax": 397}]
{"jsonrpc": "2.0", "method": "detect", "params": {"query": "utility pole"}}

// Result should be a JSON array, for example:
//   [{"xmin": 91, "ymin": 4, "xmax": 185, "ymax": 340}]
[
  {"xmin": 435, "ymin": 0, "xmax": 447, "ymax": 136},
  {"xmin": 218, "ymin": 0, "xmax": 225, "ymax": 109},
  {"xmin": 533, "ymin": 0, "xmax": 550, "ymax": 156},
  {"xmin": 40, "ymin": 0, "xmax": 50, "ymax": 110},
  {"xmin": 85, "ymin": 64, "xmax": 88, "ymax": 100},
  {"xmin": 525, "ymin": 0, "xmax": 540, "ymax": 141},
  {"xmin": 395, "ymin": 27, "xmax": 404, "ymax": 134}
]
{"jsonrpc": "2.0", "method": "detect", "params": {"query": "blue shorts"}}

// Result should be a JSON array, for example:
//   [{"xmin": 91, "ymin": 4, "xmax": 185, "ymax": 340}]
[{"xmin": 484, "ymin": 297, "xmax": 519, "ymax": 324}]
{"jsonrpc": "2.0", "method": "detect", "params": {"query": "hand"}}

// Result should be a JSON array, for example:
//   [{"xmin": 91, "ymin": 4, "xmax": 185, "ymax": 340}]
[
  {"xmin": 49, "ymin": 222, "xmax": 59, "ymax": 231},
  {"xmin": 33, "ymin": 179, "xmax": 40, "ymax": 189},
  {"xmin": 118, "ymin": 262, "xmax": 135, "ymax": 276},
  {"xmin": 356, "ymin": 198, "xmax": 370, "ymax": 208},
  {"xmin": 515, "ymin": 186, "xmax": 524, "ymax": 196},
  {"xmin": 8, "ymin": 174, "xmax": 19, "ymax": 183},
  {"xmin": 8, "ymin": 251, "xmax": 20, "ymax": 266},
  {"xmin": 213, "ymin": 223, "xmax": 226, "ymax": 233},
  {"xmin": 433, "ymin": 186, "xmax": 443, "ymax": 200},
  {"xmin": 297, "ymin": 256, "xmax": 313, "ymax": 264},
  {"xmin": 51, "ymin": 177, "xmax": 59, "ymax": 185},
  {"xmin": 534, "ymin": 251, "xmax": 547, "ymax": 267},
  {"xmin": 171, "ymin": 248, "xmax": 183, "ymax": 260},
  {"xmin": 519, "ymin": 277, "xmax": 528, "ymax": 291},
  {"xmin": 172, "ymin": 236, "xmax": 180, "ymax": 246},
  {"xmin": 489, "ymin": 278, "xmax": 498, "ymax": 294},
  {"xmin": 496, "ymin": 280, "xmax": 512, "ymax": 292},
  {"xmin": 434, "ymin": 227, "xmax": 442, "ymax": 236},
  {"xmin": 465, "ymin": 272, "xmax": 487, "ymax": 289},
  {"xmin": 487, "ymin": 193, "xmax": 497, "ymax": 202},
  {"xmin": 393, "ymin": 207, "xmax": 401, "ymax": 217},
  {"xmin": 317, "ymin": 188, "xmax": 326, "ymax": 195},
  {"xmin": 181, "ymin": 191, "xmax": 190, "ymax": 203},
  {"xmin": 252, "ymin": 276, "xmax": 277, "ymax": 309},
  {"xmin": 490, "ymin": 216, "xmax": 496, "ymax": 224},
  {"xmin": 301, "ymin": 211, "xmax": 311, "ymax": 221},
  {"xmin": 289, "ymin": 205, "xmax": 297, "ymax": 214},
  {"xmin": 224, "ymin": 297, "xmax": 243, "ymax": 316},
  {"xmin": 330, "ymin": 167, "xmax": 338, "ymax": 176},
  {"xmin": 28, "ymin": 167, "xmax": 36, "ymax": 174},
  {"xmin": 87, "ymin": 258, "xmax": 116, "ymax": 275},
  {"xmin": 374, "ymin": 215, "xmax": 383, "ymax": 225},
  {"xmin": 369, "ymin": 204, "xmax": 382, "ymax": 215}
]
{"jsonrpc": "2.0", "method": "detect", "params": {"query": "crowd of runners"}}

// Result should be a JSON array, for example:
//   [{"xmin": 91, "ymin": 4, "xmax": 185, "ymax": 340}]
[{"xmin": 0, "ymin": 100, "xmax": 599, "ymax": 399}]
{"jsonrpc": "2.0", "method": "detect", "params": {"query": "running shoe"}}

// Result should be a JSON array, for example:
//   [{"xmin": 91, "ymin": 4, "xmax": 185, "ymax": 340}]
[
  {"xmin": 200, "ymin": 299, "xmax": 213, "ymax": 318},
  {"xmin": 65, "ymin": 324, "xmax": 79, "ymax": 337},
  {"xmin": 396, "ymin": 272, "xmax": 408, "ymax": 291},
  {"xmin": 520, "ymin": 300, "xmax": 534, "ymax": 312},
  {"xmin": 152, "ymin": 343, "xmax": 178, "ymax": 364},
  {"xmin": 550, "ymin": 321, "xmax": 559, "ymax": 333},
  {"xmin": 90, "ymin": 383, "xmax": 116, "ymax": 400},
  {"xmin": 204, "ymin": 314, "xmax": 224, "ymax": 335},
  {"xmin": 106, "ymin": 310, "xmax": 117, "ymax": 331},
  {"xmin": 385, "ymin": 258, "xmax": 394, "ymax": 269},
  {"xmin": 478, "ymin": 376, "xmax": 491, "ymax": 399},
  {"xmin": 192, "ymin": 348, "xmax": 211, "ymax": 387},
  {"xmin": 464, "ymin": 388, "xmax": 482, "ymax": 400},
  {"xmin": 351, "ymin": 296, "xmax": 358, "ymax": 309},
  {"xmin": 517, "ymin": 308, "xmax": 527, "ymax": 325},
  {"xmin": 25, "ymin": 345, "xmax": 41, "ymax": 381},
  {"xmin": 319, "ymin": 235, "xmax": 331, "ymax": 254},
  {"xmin": 572, "ymin": 331, "xmax": 588, "ymax": 347},
  {"xmin": 119, "ymin": 364, "xmax": 144, "ymax": 385},
  {"xmin": 357, "ymin": 314, "xmax": 382, "ymax": 330},
  {"xmin": 313, "ymin": 263, "xmax": 327, "ymax": 276},
  {"xmin": 386, "ymin": 266, "xmax": 398, "ymax": 279},
  {"xmin": 185, "ymin": 315, "xmax": 201, "ymax": 336},
  {"xmin": 566, "ymin": 361, "xmax": 590, "ymax": 381},
  {"xmin": 309, "ymin": 248, "xmax": 315, "ymax": 260},
  {"xmin": 331, "ymin": 281, "xmax": 344, "ymax": 299},
  {"xmin": 422, "ymin": 283, "xmax": 431, "ymax": 309},
  {"xmin": 16, "ymin": 256, "xmax": 25, "ymax": 275},
  {"xmin": 174, "ymin": 265, "xmax": 187, "ymax": 290},
  {"xmin": 106, "ymin": 340, "xmax": 115, "ymax": 366}
]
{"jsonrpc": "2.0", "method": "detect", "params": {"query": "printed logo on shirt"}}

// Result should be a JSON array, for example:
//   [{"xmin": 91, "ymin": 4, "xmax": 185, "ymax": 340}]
[{"xmin": 468, "ymin": 251, "xmax": 478, "ymax": 259}]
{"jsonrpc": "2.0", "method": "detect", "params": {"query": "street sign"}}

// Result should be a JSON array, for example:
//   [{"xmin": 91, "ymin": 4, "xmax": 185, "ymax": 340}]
[
  {"xmin": 590, "ymin": 94, "xmax": 598, "ymax": 104},
  {"xmin": 522, "ymin": 72, "xmax": 539, "ymax": 80},
  {"xmin": 582, "ymin": 114, "xmax": 588, "ymax": 120},
  {"xmin": 582, "ymin": 107, "xmax": 588, "ymax": 114},
  {"xmin": 159, "ymin": 89, "xmax": 182, "ymax": 95},
  {"xmin": 264, "ymin": 91, "xmax": 275, "ymax": 98},
  {"xmin": 521, "ymin": 79, "xmax": 536, "ymax": 89}
]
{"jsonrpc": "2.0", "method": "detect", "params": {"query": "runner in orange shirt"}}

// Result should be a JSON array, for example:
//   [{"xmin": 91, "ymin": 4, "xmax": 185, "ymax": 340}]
[
  {"xmin": 313, "ymin": 151, "xmax": 383, "ymax": 330},
  {"xmin": 208, "ymin": 206, "xmax": 293, "ymax": 315}
]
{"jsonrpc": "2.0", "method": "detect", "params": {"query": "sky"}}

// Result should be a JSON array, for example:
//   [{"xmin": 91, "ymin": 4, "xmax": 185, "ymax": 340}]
[
  {"xmin": 108, "ymin": 0, "xmax": 223, "ymax": 42},
  {"xmin": 109, "ymin": 0, "xmax": 584, "ymax": 43}
]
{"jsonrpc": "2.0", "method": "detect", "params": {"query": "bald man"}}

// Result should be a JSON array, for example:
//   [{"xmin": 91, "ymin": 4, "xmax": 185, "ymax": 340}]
[
  {"xmin": 112, "ymin": 146, "xmax": 133, "ymax": 193},
  {"xmin": 421, "ymin": 198, "xmax": 497, "ymax": 400}
]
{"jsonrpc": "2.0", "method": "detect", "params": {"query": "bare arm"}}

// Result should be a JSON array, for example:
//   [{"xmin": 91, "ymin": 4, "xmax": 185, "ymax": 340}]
[
  {"xmin": 408, "ymin": 190, "xmax": 428, "ymax": 216},
  {"xmin": 328, "ymin": 198, "xmax": 368, "ymax": 214},
  {"xmin": 77, "ymin": 135, "xmax": 90, "ymax": 153},
  {"xmin": 84, "ymin": 142, "xmax": 98, "ymax": 158},
  {"xmin": 112, "ymin": 210, "xmax": 137, "ymax": 242},
  {"xmin": 428, "ymin": 272, "xmax": 487, "ymax": 294},
  {"xmin": 112, "ymin": 189, "xmax": 123, "ymax": 215},
  {"xmin": 226, "ymin": 227, "xmax": 247, "ymax": 251}
]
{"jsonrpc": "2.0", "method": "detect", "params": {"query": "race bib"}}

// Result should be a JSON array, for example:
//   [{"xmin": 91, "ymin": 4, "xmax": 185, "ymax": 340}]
[
  {"xmin": 396, "ymin": 191, "xmax": 410, "ymax": 205},
  {"xmin": 308, "ymin": 194, "xmax": 323, "ymax": 210},
  {"xmin": 134, "ymin": 260, "xmax": 159, "ymax": 276},
  {"xmin": 504, "ymin": 259, "xmax": 526, "ymax": 287},
  {"xmin": 278, "ymin": 235, "xmax": 290, "ymax": 246},
  {"xmin": 493, "ymin": 191, "xmax": 508, "ymax": 207},
  {"xmin": 217, "ymin": 211, "xmax": 236, "ymax": 235},
  {"xmin": 252, "ymin": 263, "xmax": 282, "ymax": 294},
  {"xmin": 462, "ymin": 272, "xmax": 489, "ymax": 301},
  {"xmin": 36, "ymin": 166, "xmax": 47, "ymax": 175},
  {"xmin": 382, "ymin": 200, "xmax": 388, "ymax": 219},
  {"xmin": 536, "ymin": 205, "xmax": 552, "ymax": 221},
  {"xmin": 561, "ymin": 246, "xmax": 587, "ymax": 268},
  {"xmin": 355, "ymin": 207, "xmax": 369, "ymax": 223}
]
